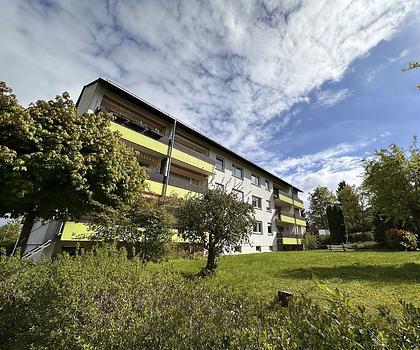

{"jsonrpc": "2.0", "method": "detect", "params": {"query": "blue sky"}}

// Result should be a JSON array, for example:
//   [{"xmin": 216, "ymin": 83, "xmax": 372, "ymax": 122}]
[{"xmin": 0, "ymin": 0, "xmax": 419, "ymax": 217}]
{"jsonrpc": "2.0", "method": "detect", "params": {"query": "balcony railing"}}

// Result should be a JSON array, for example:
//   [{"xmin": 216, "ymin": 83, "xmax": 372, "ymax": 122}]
[
  {"xmin": 277, "ymin": 232, "xmax": 303, "ymax": 239},
  {"xmin": 148, "ymin": 172, "xmax": 207, "ymax": 194},
  {"xmin": 111, "ymin": 112, "xmax": 214, "ymax": 167}
]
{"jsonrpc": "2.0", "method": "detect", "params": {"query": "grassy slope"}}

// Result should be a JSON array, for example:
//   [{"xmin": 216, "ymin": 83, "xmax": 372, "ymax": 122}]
[{"xmin": 152, "ymin": 251, "xmax": 420, "ymax": 309}]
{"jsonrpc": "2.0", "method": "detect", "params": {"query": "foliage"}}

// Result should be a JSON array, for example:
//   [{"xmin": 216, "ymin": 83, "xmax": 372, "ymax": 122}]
[
  {"xmin": 88, "ymin": 197, "xmax": 172, "ymax": 263},
  {"xmin": 303, "ymin": 233, "xmax": 318, "ymax": 250},
  {"xmin": 348, "ymin": 231, "xmax": 375, "ymax": 243},
  {"xmin": 0, "ymin": 247, "xmax": 419, "ymax": 349},
  {"xmin": 326, "ymin": 205, "xmax": 346, "ymax": 243},
  {"xmin": 385, "ymin": 228, "xmax": 418, "ymax": 251},
  {"xmin": 363, "ymin": 138, "xmax": 420, "ymax": 233},
  {"xmin": 403, "ymin": 61, "xmax": 420, "ymax": 90},
  {"xmin": 307, "ymin": 186, "xmax": 336, "ymax": 233},
  {"xmin": 350, "ymin": 241, "xmax": 380, "ymax": 250},
  {"xmin": 176, "ymin": 189, "xmax": 255, "ymax": 274},
  {"xmin": 0, "ymin": 219, "xmax": 21, "ymax": 254},
  {"xmin": 0, "ymin": 81, "xmax": 147, "ymax": 251}
]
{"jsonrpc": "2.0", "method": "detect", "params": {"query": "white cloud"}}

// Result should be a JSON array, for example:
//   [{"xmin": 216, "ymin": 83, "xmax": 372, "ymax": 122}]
[
  {"xmin": 0, "ymin": 0, "xmax": 417, "ymax": 195},
  {"xmin": 316, "ymin": 89, "xmax": 352, "ymax": 107}
]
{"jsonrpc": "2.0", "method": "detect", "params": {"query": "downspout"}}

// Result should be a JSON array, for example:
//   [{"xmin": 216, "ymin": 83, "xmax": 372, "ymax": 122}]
[
  {"xmin": 292, "ymin": 191, "xmax": 298, "ymax": 246},
  {"xmin": 162, "ymin": 120, "xmax": 177, "ymax": 198}
]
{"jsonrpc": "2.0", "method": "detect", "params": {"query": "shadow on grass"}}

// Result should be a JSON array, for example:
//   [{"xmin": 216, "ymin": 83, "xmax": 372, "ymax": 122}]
[{"xmin": 282, "ymin": 262, "xmax": 420, "ymax": 283}]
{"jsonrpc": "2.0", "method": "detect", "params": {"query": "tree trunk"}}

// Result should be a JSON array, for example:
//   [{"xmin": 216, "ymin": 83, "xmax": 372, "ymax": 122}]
[
  {"xmin": 205, "ymin": 244, "xmax": 217, "ymax": 274},
  {"xmin": 413, "ymin": 209, "xmax": 420, "ymax": 235},
  {"xmin": 16, "ymin": 212, "xmax": 36, "ymax": 257}
]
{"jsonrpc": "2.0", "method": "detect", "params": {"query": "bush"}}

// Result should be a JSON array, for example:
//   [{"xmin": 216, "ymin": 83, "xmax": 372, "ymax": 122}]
[
  {"xmin": 348, "ymin": 231, "xmax": 374, "ymax": 243},
  {"xmin": 385, "ymin": 228, "xmax": 418, "ymax": 251},
  {"xmin": 0, "ymin": 245, "xmax": 419, "ymax": 349},
  {"xmin": 350, "ymin": 241, "xmax": 381, "ymax": 250},
  {"xmin": 0, "ymin": 220, "xmax": 20, "ymax": 254},
  {"xmin": 303, "ymin": 234, "xmax": 318, "ymax": 250},
  {"xmin": 316, "ymin": 234, "xmax": 333, "ymax": 248}
]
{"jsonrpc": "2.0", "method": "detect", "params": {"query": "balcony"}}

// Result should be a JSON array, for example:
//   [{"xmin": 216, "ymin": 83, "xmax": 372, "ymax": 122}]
[
  {"xmin": 110, "ymin": 121, "xmax": 215, "ymax": 174},
  {"xmin": 275, "ymin": 211, "xmax": 306, "ymax": 227},
  {"xmin": 273, "ymin": 189, "xmax": 304, "ymax": 209},
  {"xmin": 148, "ymin": 172, "xmax": 207, "ymax": 197}
]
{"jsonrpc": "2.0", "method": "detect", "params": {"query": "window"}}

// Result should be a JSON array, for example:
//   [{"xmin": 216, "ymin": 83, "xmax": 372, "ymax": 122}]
[
  {"xmin": 269, "ymin": 246, "xmax": 274, "ymax": 251},
  {"xmin": 265, "ymin": 180, "xmax": 270, "ymax": 191},
  {"xmin": 232, "ymin": 189, "xmax": 244, "ymax": 201},
  {"xmin": 267, "ymin": 223, "xmax": 272, "ymax": 235},
  {"xmin": 253, "ymin": 221, "xmax": 262, "ymax": 234},
  {"xmin": 252, "ymin": 196, "xmax": 262, "ymax": 209},
  {"xmin": 215, "ymin": 182, "xmax": 224, "ymax": 191},
  {"xmin": 256, "ymin": 246, "xmax": 262, "ymax": 252},
  {"xmin": 232, "ymin": 164, "xmax": 243, "ymax": 178},
  {"xmin": 266, "ymin": 200, "xmax": 271, "ymax": 211},
  {"xmin": 251, "ymin": 174, "xmax": 260, "ymax": 186},
  {"xmin": 215, "ymin": 156, "xmax": 224, "ymax": 171},
  {"xmin": 234, "ymin": 246, "xmax": 242, "ymax": 253}
]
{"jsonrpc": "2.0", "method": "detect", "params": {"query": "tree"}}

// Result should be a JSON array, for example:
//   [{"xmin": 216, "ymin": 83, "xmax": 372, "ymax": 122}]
[
  {"xmin": 326, "ymin": 205, "xmax": 346, "ymax": 243},
  {"xmin": 0, "ymin": 82, "xmax": 147, "ymax": 253},
  {"xmin": 337, "ymin": 184, "xmax": 362, "ymax": 232},
  {"xmin": 307, "ymin": 186, "xmax": 336, "ymax": 233},
  {"xmin": 336, "ymin": 180, "xmax": 347, "ymax": 200},
  {"xmin": 363, "ymin": 138, "xmax": 420, "ymax": 233},
  {"xmin": 176, "ymin": 189, "xmax": 255, "ymax": 274},
  {"xmin": 0, "ymin": 219, "xmax": 21, "ymax": 254},
  {"xmin": 403, "ymin": 61, "xmax": 420, "ymax": 90},
  {"xmin": 88, "ymin": 197, "xmax": 172, "ymax": 263}
]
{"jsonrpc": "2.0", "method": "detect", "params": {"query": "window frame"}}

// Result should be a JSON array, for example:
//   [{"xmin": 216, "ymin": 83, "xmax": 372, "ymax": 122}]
[
  {"xmin": 267, "ymin": 222, "xmax": 272, "ymax": 235},
  {"xmin": 256, "ymin": 246, "xmax": 262, "ymax": 252},
  {"xmin": 232, "ymin": 188, "xmax": 244, "ymax": 202},
  {"xmin": 215, "ymin": 182, "xmax": 224, "ymax": 191},
  {"xmin": 266, "ymin": 199, "xmax": 271, "ymax": 211},
  {"xmin": 252, "ymin": 195, "xmax": 262, "ymax": 210},
  {"xmin": 232, "ymin": 164, "xmax": 243, "ymax": 179},
  {"xmin": 265, "ymin": 180, "xmax": 270, "ymax": 191},
  {"xmin": 251, "ymin": 173, "xmax": 260, "ymax": 187},
  {"xmin": 215, "ymin": 156, "xmax": 225, "ymax": 172},
  {"xmin": 253, "ymin": 221, "xmax": 263, "ymax": 234}
]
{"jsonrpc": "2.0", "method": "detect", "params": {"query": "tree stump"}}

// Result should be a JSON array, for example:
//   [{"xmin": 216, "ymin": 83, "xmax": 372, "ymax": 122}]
[{"xmin": 277, "ymin": 291, "xmax": 293, "ymax": 307}]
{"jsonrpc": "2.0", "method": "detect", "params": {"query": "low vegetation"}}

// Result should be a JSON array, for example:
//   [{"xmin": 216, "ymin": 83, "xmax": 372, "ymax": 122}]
[{"xmin": 1, "ymin": 246, "xmax": 419, "ymax": 349}]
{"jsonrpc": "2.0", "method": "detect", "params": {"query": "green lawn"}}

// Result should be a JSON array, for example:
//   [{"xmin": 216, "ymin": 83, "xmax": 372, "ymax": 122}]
[{"xmin": 152, "ymin": 250, "xmax": 420, "ymax": 309}]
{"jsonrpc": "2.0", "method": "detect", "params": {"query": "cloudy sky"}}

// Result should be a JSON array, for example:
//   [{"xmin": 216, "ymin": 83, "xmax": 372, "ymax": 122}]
[{"xmin": 1, "ymin": 0, "xmax": 420, "ymax": 206}]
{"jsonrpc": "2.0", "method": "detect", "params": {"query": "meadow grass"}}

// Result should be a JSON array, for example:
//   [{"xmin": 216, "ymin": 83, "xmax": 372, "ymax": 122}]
[{"xmin": 151, "ymin": 250, "xmax": 420, "ymax": 309}]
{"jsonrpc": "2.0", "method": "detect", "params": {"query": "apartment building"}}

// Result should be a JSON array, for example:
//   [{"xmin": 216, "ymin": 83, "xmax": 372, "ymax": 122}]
[{"xmin": 23, "ymin": 78, "xmax": 306, "ymax": 259}]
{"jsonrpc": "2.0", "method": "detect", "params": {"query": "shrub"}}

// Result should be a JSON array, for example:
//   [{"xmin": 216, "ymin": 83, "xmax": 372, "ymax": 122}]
[
  {"xmin": 316, "ymin": 234, "xmax": 333, "ymax": 248},
  {"xmin": 0, "ymin": 245, "xmax": 419, "ymax": 349},
  {"xmin": 348, "ymin": 231, "xmax": 374, "ymax": 243},
  {"xmin": 303, "ymin": 234, "xmax": 318, "ymax": 250},
  {"xmin": 0, "ymin": 220, "xmax": 20, "ymax": 254},
  {"xmin": 350, "ymin": 241, "xmax": 380, "ymax": 250},
  {"xmin": 385, "ymin": 228, "xmax": 418, "ymax": 251}
]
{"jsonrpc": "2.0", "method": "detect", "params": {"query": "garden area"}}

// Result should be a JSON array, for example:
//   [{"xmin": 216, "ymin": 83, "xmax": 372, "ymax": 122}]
[
  {"xmin": 1, "ymin": 246, "xmax": 420, "ymax": 349},
  {"xmin": 158, "ymin": 250, "xmax": 420, "ymax": 309}
]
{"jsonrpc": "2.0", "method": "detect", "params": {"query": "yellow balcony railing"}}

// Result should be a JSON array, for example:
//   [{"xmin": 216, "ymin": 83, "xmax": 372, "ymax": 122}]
[
  {"xmin": 110, "ymin": 122, "xmax": 214, "ymax": 174},
  {"xmin": 281, "ymin": 237, "xmax": 302, "ymax": 245}
]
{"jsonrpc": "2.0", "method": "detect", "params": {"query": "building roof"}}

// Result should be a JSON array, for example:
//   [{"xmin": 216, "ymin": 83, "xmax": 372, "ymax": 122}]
[{"xmin": 76, "ymin": 78, "xmax": 303, "ymax": 192}]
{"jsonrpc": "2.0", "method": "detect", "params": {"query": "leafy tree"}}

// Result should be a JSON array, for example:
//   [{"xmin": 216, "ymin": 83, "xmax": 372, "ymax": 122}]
[
  {"xmin": 336, "ymin": 180, "xmax": 347, "ymax": 200},
  {"xmin": 88, "ymin": 197, "xmax": 172, "ymax": 263},
  {"xmin": 337, "ymin": 184, "xmax": 361, "ymax": 232},
  {"xmin": 0, "ymin": 219, "xmax": 21, "ymax": 254},
  {"xmin": 307, "ymin": 186, "xmax": 336, "ymax": 233},
  {"xmin": 403, "ymin": 61, "xmax": 420, "ymax": 90},
  {"xmin": 176, "ymin": 189, "xmax": 255, "ymax": 274},
  {"xmin": 326, "ymin": 205, "xmax": 346, "ymax": 243},
  {"xmin": 0, "ymin": 82, "xmax": 147, "ymax": 253},
  {"xmin": 363, "ymin": 138, "xmax": 420, "ymax": 233}
]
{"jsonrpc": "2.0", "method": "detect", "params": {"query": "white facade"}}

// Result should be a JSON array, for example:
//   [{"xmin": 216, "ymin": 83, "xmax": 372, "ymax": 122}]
[{"xmin": 208, "ymin": 149, "xmax": 278, "ymax": 253}]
